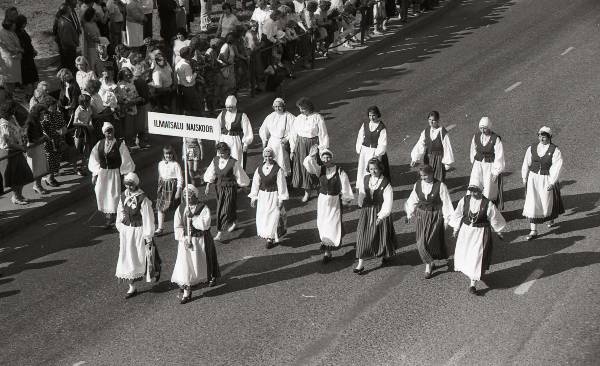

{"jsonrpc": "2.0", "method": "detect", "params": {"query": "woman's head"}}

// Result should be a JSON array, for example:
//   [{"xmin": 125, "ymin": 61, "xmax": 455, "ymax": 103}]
[
  {"xmin": 184, "ymin": 184, "xmax": 201, "ymax": 205},
  {"xmin": 176, "ymin": 27, "xmax": 188, "ymax": 41},
  {"xmin": 468, "ymin": 184, "xmax": 483, "ymax": 199},
  {"xmin": 418, "ymin": 164, "xmax": 434, "ymax": 182},
  {"xmin": 296, "ymin": 97, "xmax": 315, "ymax": 115},
  {"xmin": 56, "ymin": 68, "xmax": 74, "ymax": 83},
  {"xmin": 123, "ymin": 172, "xmax": 140, "ymax": 191},
  {"xmin": 320, "ymin": 149, "xmax": 333, "ymax": 166},
  {"xmin": 538, "ymin": 126, "xmax": 552, "ymax": 144},
  {"xmin": 78, "ymin": 93, "xmax": 91, "ymax": 108},
  {"xmin": 216, "ymin": 142, "xmax": 231, "ymax": 158},
  {"xmin": 272, "ymin": 97, "xmax": 285, "ymax": 112},
  {"xmin": 179, "ymin": 46, "xmax": 193, "ymax": 60},
  {"xmin": 40, "ymin": 95, "xmax": 58, "ymax": 111},
  {"xmin": 28, "ymin": 104, "xmax": 48, "ymax": 123},
  {"xmin": 102, "ymin": 121, "xmax": 115, "ymax": 139},
  {"xmin": 263, "ymin": 147, "xmax": 275, "ymax": 164},
  {"xmin": 367, "ymin": 105, "xmax": 381, "ymax": 122},
  {"xmin": 117, "ymin": 67, "xmax": 133, "ymax": 82},
  {"xmin": 225, "ymin": 32, "xmax": 235, "ymax": 44},
  {"xmin": 15, "ymin": 14, "xmax": 27, "ymax": 30},
  {"xmin": 33, "ymin": 81, "xmax": 50, "ymax": 100},
  {"xmin": 270, "ymin": 10, "xmax": 282, "ymax": 21},
  {"xmin": 367, "ymin": 158, "xmax": 384, "ymax": 177},
  {"xmin": 114, "ymin": 43, "xmax": 128, "ymax": 58},
  {"xmin": 428, "ymin": 111, "xmax": 440, "ymax": 128},
  {"xmin": 306, "ymin": 1, "xmax": 318, "ymax": 13},
  {"xmin": 75, "ymin": 56, "xmax": 90, "ymax": 71},
  {"xmin": 85, "ymin": 78, "xmax": 102, "ymax": 94},
  {"xmin": 83, "ymin": 6, "xmax": 96, "ymax": 23}
]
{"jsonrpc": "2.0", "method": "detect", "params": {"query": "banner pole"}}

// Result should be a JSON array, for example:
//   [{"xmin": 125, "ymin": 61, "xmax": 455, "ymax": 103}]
[{"xmin": 183, "ymin": 137, "xmax": 191, "ymax": 237}]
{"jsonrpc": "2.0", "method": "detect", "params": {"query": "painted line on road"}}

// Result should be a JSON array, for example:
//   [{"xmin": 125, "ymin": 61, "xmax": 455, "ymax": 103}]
[
  {"xmin": 505, "ymin": 82, "xmax": 522, "ymax": 92},
  {"xmin": 514, "ymin": 268, "xmax": 544, "ymax": 295},
  {"xmin": 560, "ymin": 47, "xmax": 575, "ymax": 56}
]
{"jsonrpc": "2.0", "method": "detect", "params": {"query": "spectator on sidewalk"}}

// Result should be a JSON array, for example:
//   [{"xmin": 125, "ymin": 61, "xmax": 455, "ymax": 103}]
[
  {"xmin": 149, "ymin": 53, "xmax": 174, "ymax": 112},
  {"xmin": 106, "ymin": 0, "xmax": 125, "ymax": 47},
  {"xmin": 54, "ymin": 4, "xmax": 80, "ymax": 73},
  {"xmin": 0, "ymin": 100, "xmax": 34, "ymax": 205},
  {"xmin": 0, "ymin": 17, "xmax": 23, "ymax": 94},
  {"xmin": 175, "ymin": 46, "xmax": 202, "ymax": 116},
  {"xmin": 158, "ymin": 0, "xmax": 179, "ymax": 49},
  {"xmin": 216, "ymin": 3, "xmax": 241, "ymax": 39},
  {"xmin": 57, "ymin": 68, "xmax": 82, "ymax": 125},
  {"xmin": 82, "ymin": 6, "xmax": 102, "ymax": 70},
  {"xmin": 116, "ymin": 67, "xmax": 144, "ymax": 146},
  {"xmin": 93, "ymin": 38, "xmax": 116, "ymax": 81},
  {"xmin": 172, "ymin": 28, "xmax": 191, "ymax": 65},
  {"xmin": 251, "ymin": 0, "xmax": 272, "ymax": 40},
  {"xmin": 141, "ymin": 0, "xmax": 155, "ymax": 39},
  {"xmin": 76, "ymin": 56, "xmax": 98, "ymax": 93},
  {"xmin": 39, "ymin": 96, "xmax": 67, "ymax": 188},
  {"xmin": 72, "ymin": 94, "xmax": 94, "ymax": 174},
  {"xmin": 29, "ymin": 81, "xmax": 51, "ymax": 111},
  {"xmin": 125, "ymin": 0, "xmax": 147, "ymax": 50},
  {"xmin": 15, "ymin": 15, "xmax": 39, "ymax": 99},
  {"xmin": 217, "ymin": 33, "xmax": 238, "ymax": 102},
  {"xmin": 25, "ymin": 104, "xmax": 50, "ymax": 195}
]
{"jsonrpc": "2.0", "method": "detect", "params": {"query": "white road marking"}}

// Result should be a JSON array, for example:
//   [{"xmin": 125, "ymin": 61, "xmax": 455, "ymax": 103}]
[
  {"xmin": 65, "ymin": 211, "xmax": 77, "ymax": 216},
  {"xmin": 377, "ymin": 47, "xmax": 416, "ymax": 55},
  {"xmin": 560, "ymin": 46, "xmax": 574, "ymax": 55},
  {"xmin": 514, "ymin": 268, "xmax": 544, "ymax": 295},
  {"xmin": 44, "ymin": 222, "xmax": 58, "ymax": 227},
  {"xmin": 446, "ymin": 124, "xmax": 457, "ymax": 131},
  {"xmin": 301, "ymin": 295, "xmax": 316, "ymax": 298},
  {"xmin": 504, "ymin": 81, "xmax": 522, "ymax": 92},
  {"xmin": 0, "ymin": 262, "xmax": 13, "ymax": 269},
  {"xmin": 72, "ymin": 362, "xmax": 86, "ymax": 366}
]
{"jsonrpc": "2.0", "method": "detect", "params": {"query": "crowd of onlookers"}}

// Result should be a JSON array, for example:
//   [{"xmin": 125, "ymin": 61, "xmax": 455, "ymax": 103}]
[{"xmin": 0, "ymin": 0, "xmax": 439, "ymax": 206}]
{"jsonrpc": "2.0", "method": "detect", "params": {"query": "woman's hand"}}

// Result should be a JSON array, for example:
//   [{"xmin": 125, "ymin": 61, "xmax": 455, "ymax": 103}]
[
  {"xmin": 309, "ymin": 145, "xmax": 319, "ymax": 157},
  {"xmin": 92, "ymin": 175, "xmax": 98, "ymax": 185},
  {"xmin": 375, "ymin": 218, "xmax": 382, "ymax": 226},
  {"xmin": 250, "ymin": 199, "xmax": 257, "ymax": 208},
  {"xmin": 175, "ymin": 188, "xmax": 182, "ymax": 200},
  {"xmin": 205, "ymin": 183, "xmax": 211, "ymax": 196}
]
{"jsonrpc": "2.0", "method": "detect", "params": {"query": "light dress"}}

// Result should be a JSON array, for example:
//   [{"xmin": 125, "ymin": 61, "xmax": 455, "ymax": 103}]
[
  {"xmin": 259, "ymin": 111, "xmax": 295, "ymax": 175},
  {"xmin": 249, "ymin": 162, "xmax": 289, "ymax": 241}
]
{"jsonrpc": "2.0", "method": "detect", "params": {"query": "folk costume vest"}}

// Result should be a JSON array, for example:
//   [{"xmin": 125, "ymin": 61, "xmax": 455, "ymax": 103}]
[
  {"xmin": 213, "ymin": 157, "xmax": 237, "ymax": 187},
  {"xmin": 220, "ymin": 112, "xmax": 243, "ymax": 136},
  {"xmin": 98, "ymin": 139, "xmax": 122, "ymax": 169},
  {"xmin": 258, "ymin": 163, "xmax": 280, "ymax": 192},
  {"xmin": 462, "ymin": 196, "xmax": 490, "ymax": 228},
  {"xmin": 362, "ymin": 121, "xmax": 385, "ymax": 148},
  {"xmin": 362, "ymin": 175, "xmax": 389, "ymax": 206},
  {"xmin": 529, "ymin": 143, "xmax": 556, "ymax": 175},
  {"xmin": 424, "ymin": 127, "xmax": 447, "ymax": 156},
  {"xmin": 474, "ymin": 132, "xmax": 500, "ymax": 163},
  {"xmin": 121, "ymin": 192, "xmax": 145, "ymax": 227},
  {"xmin": 415, "ymin": 179, "xmax": 442, "ymax": 211},
  {"xmin": 179, "ymin": 203, "xmax": 207, "ymax": 237},
  {"xmin": 319, "ymin": 165, "xmax": 342, "ymax": 196}
]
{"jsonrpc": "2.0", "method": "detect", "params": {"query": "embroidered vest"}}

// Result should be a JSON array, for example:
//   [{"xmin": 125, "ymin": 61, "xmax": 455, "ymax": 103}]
[
  {"xmin": 362, "ymin": 175, "xmax": 389, "ymax": 206},
  {"xmin": 214, "ymin": 156, "xmax": 237, "ymax": 187},
  {"xmin": 362, "ymin": 121, "xmax": 385, "ymax": 148},
  {"xmin": 98, "ymin": 139, "xmax": 122, "ymax": 169},
  {"xmin": 529, "ymin": 143, "xmax": 556, "ymax": 176},
  {"xmin": 462, "ymin": 196, "xmax": 490, "ymax": 228},
  {"xmin": 179, "ymin": 204, "xmax": 207, "ymax": 237},
  {"xmin": 424, "ymin": 127, "xmax": 446, "ymax": 155},
  {"xmin": 319, "ymin": 165, "xmax": 342, "ymax": 196},
  {"xmin": 220, "ymin": 112, "xmax": 243, "ymax": 136},
  {"xmin": 474, "ymin": 132, "xmax": 499, "ymax": 163},
  {"xmin": 416, "ymin": 179, "xmax": 442, "ymax": 211},
  {"xmin": 258, "ymin": 163, "xmax": 280, "ymax": 192},
  {"xmin": 121, "ymin": 193, "xmax": 145, "ymax": 227}
]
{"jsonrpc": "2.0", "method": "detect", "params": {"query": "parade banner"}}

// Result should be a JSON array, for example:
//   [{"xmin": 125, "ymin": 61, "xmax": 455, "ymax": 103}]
[{"xmin": 148, "ymin": 112, "xmax": 218, "ymax": 140}]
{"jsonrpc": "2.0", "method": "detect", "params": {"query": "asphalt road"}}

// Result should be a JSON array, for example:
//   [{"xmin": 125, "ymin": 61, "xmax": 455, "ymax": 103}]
[{"xmin": 2, "ymin": 0, "xmax": 600, "ymax": 365}]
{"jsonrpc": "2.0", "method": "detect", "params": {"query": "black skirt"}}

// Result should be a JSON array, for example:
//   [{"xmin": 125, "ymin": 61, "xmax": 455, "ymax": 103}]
[
  {"xmin": 216, "ymin": 185, "xmax": 237, "ymax": 231},
  {"xmin": 355, "ymin": 205, "xmax": 397, "ymax": 259},
  {"xmin": 0, "ymin": 149, "xmax": 34, "ymax": 188},
  {"xmin": 203, "ymin": 231, "xmax": 221, "ymax": 279},
  {"xmin": 414, "ymin": 207, "xmax": 448, "ymax": 263}
]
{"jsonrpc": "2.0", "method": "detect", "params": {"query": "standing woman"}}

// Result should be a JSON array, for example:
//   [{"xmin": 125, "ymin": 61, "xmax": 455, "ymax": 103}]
[
  {"xmin": 259, "ymin": 98, "xmax": 295, "ymax": 177},
  {"xmin": 355, "ymin": 105, "xmax": 391, "ymax": 191},
  {"xmin": 303, "ymin": 146, "xmax": 354, "ymax": 263},
  {"xmin": 15, "ymin": 15, "xmax": 39, "ymax": 98},
  {"xmin": 521, "ymin": 126, "xmax": 564, "ymax": 240},
  {"xmin": 290, "ymin": 97, "xmax": 329, "ymax": 202},
  {"xmin": 217, "ymin": 33, "xmax": 238, "ymax": 103},
  {"xmin": 354, "ymin": 158, "xmax": 396, "ymax": 274},
  {"xmin": 125, "ymin": 0, "xmax": 146, "ymax": 50},
  {"xmin": 88, "ymin": 122, "xmax": 136, "ymax": 228},
  {"xmin": 469, "ymin": 116, "xmax": 505, "ymax": 209},
  {"xmin": 214, "ymin": 95, "xmax": 254, "ymax": 169},
  {"xmin": 115, "ymin": 172, "xmax": 155, "ymax": 298},
  {"xmin": 249, "ymin": 147, "xmax": 290, "ymax": 249},
  {"xmin": 82, "ymin": 7, "xmax": 102, "ymax": 72},
  {"xmin": 405, "ymin": 164, "xmax": 454, "ymax": 278},
  {"xmin": 410, "ymin": 111, "xmax": 454, "ymax": 182},
  {"xmin": 56, "ymin": 68, "xmax": 81, "ymax": 125},
  {"xmin": 25, "ymin": 104, "xmax": 50, "ymax": 195},
  {"xmin": 39, "ymin": 96, "xmax": 67, "ymax": 188},
  {"xmin": 172, "ymin": 185, "xmax": 221, "ymax": 304},
  {"xmin": 0, "ymin": 17, "xmax": 23, "ymax": 93},
  {"xmin": 203, "ymin": 142, "xmax": 250, "ymax": 241}
]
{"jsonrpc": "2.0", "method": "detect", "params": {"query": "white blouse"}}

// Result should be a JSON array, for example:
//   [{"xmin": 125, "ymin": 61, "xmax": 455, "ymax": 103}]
[
  {"xmin": 214, "ymin": 110, "xmax": 254, "ymax": 147},
  {"xmin": 203, "ymin": 157, "xmax": 251, "ymax": 186},
  {"xmin": 355, "ymin": 121, "xmax": 387, "ymax": 156},
  {"xmin": 290, "ymin": 113, "xmax": 329, "ymax": 152},
  {"xmin": 358, "ymin": 175, "xmax": 394, "ymax": 220},
  {"xmin": 449, "ymin": 196, "xmax": 506, "ymax": 232},
  {"xmin": 404, "ymin": 180, "xmax": 454, "ymax": 222},
  {"xmin": 469, "ymin": 132, "xmax": 505, "ymax": 176},
  {"xmin": 411, "ymin": 127, "xmax": 455, "ymax": 167},
  {"xmin": 158, "ymin": 160, "xmax": 184, "ymax": 188},
  {"xmin": 248, "ymin": 163, "xmax": 290, "ymax": 201},
  {"xmin": 174, "ymin": 205, "xmax": 211, "ymax": 241},
  {"xmin": 259, "ymin": 111, "xmax": 295, "ymax": 144}
]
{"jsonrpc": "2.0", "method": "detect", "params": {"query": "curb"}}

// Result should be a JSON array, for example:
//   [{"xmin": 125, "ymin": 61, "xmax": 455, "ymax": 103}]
[{"xmin": 1, "ymin": 0, "xmax": 458, "ymax": 238}]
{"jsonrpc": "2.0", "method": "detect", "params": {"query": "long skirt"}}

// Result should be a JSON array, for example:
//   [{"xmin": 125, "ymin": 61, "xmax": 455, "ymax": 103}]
[
  {"xmin": 44, "ymin": 141, "xmax": 61, "ymax": 175},
  {"xmin": 523, "ymin": 173, "xmax": 565, "ymax": 223},
  {"xmin": 94, "ymin": 168, "xmax": 121, "ymax": 214},
  {"xmin": 156, "ymin": 178, "xmax": 178, "ymax": 212},
  {"xmin": 0, "ymin": 149, "xmax": 34, "ymax": 188},
  {"xmin": 216, "ymin": 185, "xmax": 237, "ymax": 231},
  {"xmin": 454, "ymin": 224, "xmax": 493, "ymax": 281},
  {"xmin": 414, "ymin": 207, "xmax": 448, "ymax": 264},
  {"xmin": 292, "ymin": 136, "xmax": 319, "ymax": 190},
  {"xmin": 424, "ymin": 151, "xmax": 445, "ymax": 182},
  {"xmin": 317, "ymin": 194, "xmax": 344, "ymax": 250},
  {"xmin": 255, "ymin": 190, "xmax": 283, "ymax": 241},
  {"xmin": 171, "ymin": 235, "xmax": 208, "ymax": 287},
  {"xmin": 115, "ymin": 224, "xmax": 147, "ymax": 280},
  {"xmin": 469, "ymin": 160, "xmax": 503, "ymax": 209},
  {"xmin": 356, "ymin": 146, "xmax": 391, "ymax": 189},
  {"xmin": 26, "ymin": 144, "xmax": 49, "ymax": 178},
  {"xmin": 355, "ymin": 205, "xmax": 396, "ymax": 258},
  {"xmin": 267, "ymin": 137, "xmax": 291, "ymax": 176}
]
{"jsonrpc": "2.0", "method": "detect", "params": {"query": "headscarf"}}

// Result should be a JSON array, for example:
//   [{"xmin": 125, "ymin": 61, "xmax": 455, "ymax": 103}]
[
  {"xmin": 272, "ymin": 97, "xmax": 285, "ymax": 107},
  {"xmin": 467, "ymin": 182, "xmax": 483, "ymax": 192},
  {"xmin": 320, "ymin": 148, "xmax": 333, "ymax": 158},
  {"xmin": 101, "ymin": 121, "xmax": 114, "ymax": 133},
  {"xmin": 263, "ymin": 147, "xmax": 275, "ymax": 159},
  {"xmin": 479, "ymin": 116, "xmax": 491, "ymax": 129},
  {"xmin": 538, "ymin": 126, "xmax": 552, "ymax": 137},
  {"xmin": 124, "ymin": 172, "xmax": 140, "ymax": 186},
  {"xmin": 225, "ymin": 95, "xmax": 237, "ymax": 107},
  {"xmin": 184, "ymin": 184, "xmax": 199, "ymax": 199}
]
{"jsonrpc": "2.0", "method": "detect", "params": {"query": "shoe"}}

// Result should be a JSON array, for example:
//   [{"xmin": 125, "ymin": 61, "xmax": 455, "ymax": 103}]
[
  {"xmin": 265, "ymin": 239, "xmax": 275, "ymax": 249},
  {"xmin": 468, "ymin": 286, "xmax": 477, "ymax": 295},
  {"xmin": 380, "ymin": 257, "xmax": 390, "ymax": 267},
  {"xmin": 214, "ymin": 232, "xmax": 223, "ymax": 241},
  {"xmin": 526, "ymin": 231, "xmax": 538, "ymax": 241},
  {"xmin": 424, "ymin": 271, "xmax": 432, "ymax": 279},
  {"xmin": 125, "ymin": 289, "xmax": 138, "ymax": 299},
  {"xmin": 154, "ymin": 228, "xmax": 164, "ymax": 236},
  {"xmin": 43, "ymin": 178, "xmax": 60, "ymax": 187},
  {"xmin": 180, "ymin": 292, "xmax": 192, "ymax": 304},
  {"xmin": 227, "ymin": 223, "xmax": 237, "ymax": 232},
  {"xmin": 353, "ymin": 266, "xmax": 364, "ymax": 274},
  {"xmin": 76, "ymin": 169, "xmax": 88, "ymax": 176},
  {"xmin": 301, "ymin": 192, "xmax": 309, "ymax": 203},
  {"xmin": 33, "ymin": 185, "xmax": 48, "ymax": 195},
  {"xmin": 547, "ymin": 222, "xmax": 556, "ymax": 228},
  {"xmin": 103, "ymin": 219, "xmax": 112, "ymax": 229},
  {"xmin": 208, "ymin": 278, "xmax": 216, "ymax": 287},
  {"xmin": 447, "ymin": 260, "xmax": 454, "ymax": 272},
  {"xmin": 11, "ymin": 197, "xmax": 29, "ymax": 205},
  {"xmin": 322, "ymin": 255, "xmax": 332, "ymax": 264}
]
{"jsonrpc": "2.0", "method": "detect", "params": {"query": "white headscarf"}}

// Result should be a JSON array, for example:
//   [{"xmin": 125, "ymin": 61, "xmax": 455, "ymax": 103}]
[
  {"xmin": 225, "ymin": 95, "xmax": 237, "ymax": 107},
  {"xmin": 538, "ymin": 126, "xmax": 552, "ymax": 136},
  {"xmin": 101, "ymin": 121, "xmax": 114, "ymax": 133},
  {"xmin": 320, "ymin": 148, "xmax": 333, "ymax": 159},
  {"xmin": 479, "ymin": 116, "xmax": 491, "ymax": 129},
  {"xmin": 123, "ymin": 172, "xmax": 140, "ymax": 186},
  {"xmin": 272, "ymin": 97, "xmax": 285, "ymax": 107}
]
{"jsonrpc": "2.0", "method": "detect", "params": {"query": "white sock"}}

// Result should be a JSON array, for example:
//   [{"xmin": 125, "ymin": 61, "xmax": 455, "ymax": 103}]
[
  {"xmin": 356, "ymin": 259, "xmax": 364, "ymax": 269},
  {"xmin": 470, "ymin": 279, "xmax": 477, "ymax": 287},
  {"xmin": 530, "ymin": 223, "xmax": 537, "ymax": 232},
  {"xmin": 425, "ymin": 263, "xmax": 432, "ymax": 273},
  {"xmin": 128, "ymin": 284, "xmax": 136, "ymax": 293},
  {"xmin": 157, "ymin": 212, "xmax": 165, "ymax": 230},
  {"xmin": 324, "ymin": 250, "xmax": 331, "ymax": 257},
  {"xmin": 183, "ymin": 288, "xmax": 190, "ymax": 297}
]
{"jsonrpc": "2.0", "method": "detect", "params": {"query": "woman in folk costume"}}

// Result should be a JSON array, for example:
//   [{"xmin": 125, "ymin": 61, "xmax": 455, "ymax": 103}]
[
  {"xmin": 89, "ymin": 122, "xmax": 135, "ymax": 228},
  {"xmin": 521, "ymin": 126, "xmax": 565, "ymax": 240},
  {"xmin": 213, "ymin": 95, "xmax": 254, "ymax": 170},
  {"xmin": 303, "ymin": 146, "xmax": 354, "ymax": 263},
  {"xmin": 469, "ymin": 116, "xmax": 505, "ymax": 209},
  {"xmin": 259, "ymin": 98, "xmax": 295, "ymax": 177},
  {"xmin": 204, "ymin": 142, "xmax": 251, "ymax": 241},
  {"xmin": 290, "ymin": 97, "xmax": 330, "ymax": 203},
  {"xmin": 355, "ymin": 105, "xmax": 391, "ymax": 191},
  {"xmin": 354, "ymin": 158, "xmax": 396, "ymax": 274},
  {"xmin": 249, "ymin": 147, "xmax": 290, "ymax": 249},
  {"xmin": 172, "ymin": 185, "xmax": 221, "ymax": 304},
  {"xmin": 115, "ymin": 172, "xmax": 156, "ymax": 299},
  {"xmin": 450, "ymin": 184, "xmax": 506, "ymax": 294},
  {"xmin": 405, "ymin": 164, "xmax": 454, "ymax": 278},
  {"xmin": 410, "ymin": 111, "xmax": 454, "ymax": 182}
]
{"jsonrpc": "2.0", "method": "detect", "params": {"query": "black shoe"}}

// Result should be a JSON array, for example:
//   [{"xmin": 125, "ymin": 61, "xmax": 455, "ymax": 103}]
[
  {"xmin": 353, "ymin": 267, "xmax": 364, "ymax": 274},
  {"xmin": 208, "ymin": 278, "xmax": 216, "ymax": 287},
  {"xmin": 180, "ymin": 293, "xmax": 192, "ymax": 304},
  {"xmin": 380, "ymin": 257, "xmax": 390, "ymax": 267},
  {"xmin": 468, "ymin": 286, "xmax": 477, "ymax": 295},
  {"xmin": 125, "ymin": 289, "xmax": 138, "ymax": 299},
  {"xmin": 447, "ymin": 260, "xmax": 454, "ymax": 272},
  {"xmin": 424, "ymin": 271, "xmax": 432, "ymax": 279},
  {"xmin": 265, "ymin": 239, "xmax": 275, "ymax": 249},
  {"xmin": 322, "ymin": 255, "xmax": 332, "ymax": 264}
]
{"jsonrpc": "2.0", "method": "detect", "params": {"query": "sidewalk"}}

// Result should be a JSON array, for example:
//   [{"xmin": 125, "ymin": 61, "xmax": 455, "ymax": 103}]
[{"xmin": 0, "ymin": 0, "xmax": 458, "ymax": 238}]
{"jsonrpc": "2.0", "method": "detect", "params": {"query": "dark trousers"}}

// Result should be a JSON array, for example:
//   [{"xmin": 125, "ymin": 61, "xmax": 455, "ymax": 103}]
[
  {"xmin": 143, "ymin": 13, "xmax": 153, "ymax": 39},
  {"xmin": 60, "ymin": 47, "xmax": 77, "ymax": 74}
]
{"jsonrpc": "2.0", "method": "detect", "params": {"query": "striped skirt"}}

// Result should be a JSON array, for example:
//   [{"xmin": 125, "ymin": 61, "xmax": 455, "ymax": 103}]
[
  {"xmin": 216, "ymin": 185, "xmax": 237, "ymax": 231},
  {"xmin": 203, "ymin": 231, "xmax": 221, "ymax": 279},
  {"xmin": 424, "ymin": 152, "xmax": 445, "ymax": 182},
  {"xmin": 292, "ymin": 136, "xmax": 319, "ymax": 190},
  {"xmin": 156, "ymin": 178, "xmax": 178, "ymax": 212},
  {"xmin": 355, "ymin": 205, "xmax": 397, "ymax": 259},
  {"xmin": 414, "ymin": 207, "xmax": 448, "ymax": 264}
]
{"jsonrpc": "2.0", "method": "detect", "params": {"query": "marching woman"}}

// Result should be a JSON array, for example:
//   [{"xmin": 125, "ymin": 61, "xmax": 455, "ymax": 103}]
[
  {"xmin": 290, "ymin": 97, "xmax": 329, "ymax": 203},
  {"xmin": 354, "ymin": 158, "xmax": 396, "ymax": 274},
  {"xmin": 154, "ymin": 145, "xmax": 184, "ymax": 236},
  {"xmin": 214, "ymin": 95, "xmax": 254, "ymax": 170},
  {"xmin": 469, "ymin": 116, "xmax": 505, "ymax": 209},
  {"xmin": 410, "ymin": 111, "xmax": 454, "ymax": 182},
  {"xmin": 355, "ymin": 105, "xmax": 391, "ymax": 191},
  {"xmin": 204, "ymin": 142, "xmax": 250, "ymax": 241},
  {"xmin": 259, "ymin": 98, "xmax": 295, "ymax": 177},
  {"xmin": 172, "ymin": 185, "xmax": 221, "ymax": 304},
  {"xmin": 405, "ymin": 164, "xmax": 454, "ymax": 278},
  {"xmin": 521, "ymin": 126, "xmax": 564, "ymax": 240},
  {"xmin": 303, "ymin": 146, "xmax": 354, "ymax": 263},
  {"xmin": 249, "ymin": 147, "xmax": 290, "ymax": 249},
  {"xmin": 450, "ymin": 184, "xmax": 506, "ymax": 294},
  {"xmin": 88, "ymin": 122, "xmax": 136, "ymax": 228},
  {"xmin": 115, "ymin": 172, "xmax": 156, "ymax": 299}
]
